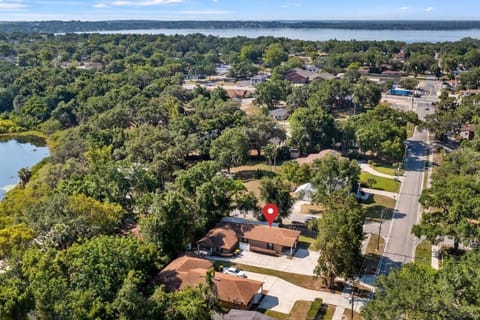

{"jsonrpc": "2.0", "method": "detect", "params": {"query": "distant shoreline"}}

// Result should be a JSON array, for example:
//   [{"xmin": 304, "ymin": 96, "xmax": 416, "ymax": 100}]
[{"xmin": 2, "ymin": 20, "xmax": 480, "ymax": 33}]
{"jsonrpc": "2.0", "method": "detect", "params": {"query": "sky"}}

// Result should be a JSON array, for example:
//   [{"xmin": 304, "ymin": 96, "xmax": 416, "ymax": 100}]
[{"xmin": 1, "ymin": 0, "xmax": 480, "ymax": 21}]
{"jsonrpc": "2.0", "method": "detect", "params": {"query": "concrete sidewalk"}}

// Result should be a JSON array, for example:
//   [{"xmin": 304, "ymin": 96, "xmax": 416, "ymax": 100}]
[
  {"xmin": 332, "ymin": 307, "xmax": 345, "ymax": 320},
  {"xmin": 362, "ymin": 188, "xmax": 399, "ymax": 199}
]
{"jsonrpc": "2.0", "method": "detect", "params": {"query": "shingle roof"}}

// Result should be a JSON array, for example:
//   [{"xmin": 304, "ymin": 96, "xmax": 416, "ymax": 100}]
[
  {"xmin": 296, "ymin": 149, "xmax": 343, "ymax": 165},
  {"xmin": 203, "ymin": 223, "xmax": 301, "ymax": 248},
  {"xmin": 197, "ymin": 225, "xmax": 239, "ymax": 251},
  {"xmin": 156, "ymin": 256, "xmax": 263, "ymax": 307},
  {"xmin": 239, "ymin": 224, "xmax": 300, "ymax": 248}
]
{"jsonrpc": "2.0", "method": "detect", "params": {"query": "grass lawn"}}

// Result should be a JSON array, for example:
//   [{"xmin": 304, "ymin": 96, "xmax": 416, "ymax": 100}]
[
  {"xmin": 415, "ymin": 240, "xmax": 432, "ymax": 267},
  {"xmin": 299, "ymin": 234, "xmax": 317, "ymax": 250},
  {"xmin": 363, "ymin": 233, "xmax": 385, "ymax": 275},
  {"xmin": 259, "ymin": 300, "xmax": 329, "ymax": 320},
  {"xmin": 371, "ymin": 163, "xmax": 397, "ymax": 176},
  {"xmin": 343, "ymin": 309, "xmax": 362, "ymax": 320},
  {"xmin": 289, "ymin": 300, "xmax": 312, "ymax": 320},
  {"xmin": 209, "ymin": 260, "xmax": 343, "ymax": 292},
  {"xmin": 259, "ymin": 309, "xmax": 289, "ymax": 320},
  {"xmin": 318, "ymin": 304, "xmax": 336, "ymax": 320},
  {"xmin": 362, "ymin": 194, "xmax": 396, "ymax": 221},
  {"xmin": 231, "ymin": 161, "xmax": 281, "ymax": 175},
  {"xmin": 360, "ymin": 172, "xmax": 399, "ymax": 193}
]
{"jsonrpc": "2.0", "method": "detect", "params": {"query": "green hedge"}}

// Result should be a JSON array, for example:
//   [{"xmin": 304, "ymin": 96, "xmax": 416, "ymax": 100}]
[{"xmin": 306, "ymin": 298, "xmax": 323, "ymax": 320}]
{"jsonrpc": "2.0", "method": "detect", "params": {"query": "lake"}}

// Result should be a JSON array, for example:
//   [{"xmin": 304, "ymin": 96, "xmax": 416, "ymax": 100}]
[
  {"xmin": 0, "ymin": 137, "xmax": 50, "ymax": 200},
  {"xmin": 91, "ymin": 28, "xmax": 480, "ymax": 43}
]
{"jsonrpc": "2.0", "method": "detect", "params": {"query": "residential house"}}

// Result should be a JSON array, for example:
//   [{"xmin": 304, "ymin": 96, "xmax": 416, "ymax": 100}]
[
  {"xmin": 78, "ymin": 62, "xmax": 104, "ymax": 71},
  {"xmin": 285, "ymin": 68, "xmax": 319, "ymax": 84},
  {"xmin": 460, "ymin": 124, "xmax": 476, "ymax": 140},
  {"xmin": 197, "ymin": 222, "xmax": 301, "ymax": 256},
  {"xmin": 226, "ymin": 89, "xmax": 251, "ymax": 99},
  {"xmin": 250, "ymin": 74, "xmax": 267, "ymax": 85},
  {"xmin": 296, "ymin": 149, "xmax": 343, "ymax": 165},
  {"xmin": 317, "ymin": 72, "xmax": 336, "ymax": 80},
  {"xmin": 156, "ymin": 256, "xmax": 264, "ymax": 310},
  {"xmin": 305, "ymin": 64, "xmax": 319, "ymax": 72},
  {"xmin": 269, "ymin": 108, "xmax": 289, "ymax": 121},
  {"xmin": 294, "ymin": 183, "xmax": 317, "ymax": 202}
]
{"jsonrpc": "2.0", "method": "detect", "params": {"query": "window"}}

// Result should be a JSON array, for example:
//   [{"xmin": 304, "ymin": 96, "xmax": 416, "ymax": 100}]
[{"xmin": 267, "ymin": 243, "xmax": 273, "ymax": 250}]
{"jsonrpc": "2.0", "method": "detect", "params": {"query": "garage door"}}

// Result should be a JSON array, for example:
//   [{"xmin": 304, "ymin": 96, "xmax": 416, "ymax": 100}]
[{"xmin": 239, "ymin": 242, "xmax": 250, "ymax": 251}]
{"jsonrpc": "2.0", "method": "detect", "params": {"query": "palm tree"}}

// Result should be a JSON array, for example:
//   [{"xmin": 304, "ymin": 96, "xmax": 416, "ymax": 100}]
[{"xmin": 18, "ymin": 167, "xmax": 32, "ymax": 187}]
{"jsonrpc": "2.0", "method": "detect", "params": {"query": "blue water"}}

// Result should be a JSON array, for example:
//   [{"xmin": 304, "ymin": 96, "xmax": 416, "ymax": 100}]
[
  {"xmin": 89, "ymin": 28, "xmax": 480, "ymax": 43},
  {"xmin": 0, "ymin": 139, "xmax": 49, "ymax": 199}
]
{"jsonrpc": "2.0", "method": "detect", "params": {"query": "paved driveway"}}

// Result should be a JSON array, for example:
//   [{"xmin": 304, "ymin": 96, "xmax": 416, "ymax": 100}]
[
  {"xmin": 246, "ymin": 271, "xmax": 365, "ymax": 314},
  {"xmin": 209, "ymin": 249, "xmax": 319, "ymax": 276}
]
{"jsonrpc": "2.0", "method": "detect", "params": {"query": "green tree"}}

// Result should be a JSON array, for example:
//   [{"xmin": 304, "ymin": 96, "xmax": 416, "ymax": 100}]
[
  {"xmin": 363, "ymin": 252, "xmax": 480, "ymax": 320},
  {"xmin": 244, "ymin": 113, "xmax": 286, "ymax": 156},
  {"xmin": 210, "ymin": 128, "xmax": 249, "ymax": 172},
  {"xmin": 259, "ymin": 176, "xmax": 292, "ymax": 219},
  {"xmin": 314, "ymin": 193, "xmax": 365, "ymax": 289},
  {"xmin": 140, "ymin": 192, "xmax": 195, "ymax": 258},
  {"xmin": 280, "ymin": 161, "xmax": 311, "ymax": 189},
  {"xmin": 17, "ymin": 168, "xmax": 32, "ymax": 187},
  {"xmin": 289, "ymin": 107, "xmax": 337, "ymax": 154},
  {"xmin": 310, "ymin": 154, "xmax": 360, "ymax": 202},
  {"xmin": 362, "ymin": 263, "xmax": 436, "ymax": 320},
  {"xmin": 263, "ymin": 43, "xmax": 288, "ymax": 68}
]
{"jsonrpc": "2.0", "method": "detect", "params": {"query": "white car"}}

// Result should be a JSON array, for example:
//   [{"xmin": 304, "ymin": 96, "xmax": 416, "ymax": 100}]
[{"xmin": 223, "ymin": 267, "xmax": 247, "ymax": 278}]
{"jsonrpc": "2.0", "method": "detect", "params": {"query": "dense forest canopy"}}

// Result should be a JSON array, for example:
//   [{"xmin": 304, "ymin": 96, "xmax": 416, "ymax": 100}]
[{"xmin": 2, "ymin": 20, "xmax": 480, "ymax": 33}]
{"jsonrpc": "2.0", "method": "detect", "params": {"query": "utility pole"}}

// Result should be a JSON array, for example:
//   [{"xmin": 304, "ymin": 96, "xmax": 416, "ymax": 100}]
[{"xmin": 376, "ymin": 208, "xmax": 385, "ymax": 251}]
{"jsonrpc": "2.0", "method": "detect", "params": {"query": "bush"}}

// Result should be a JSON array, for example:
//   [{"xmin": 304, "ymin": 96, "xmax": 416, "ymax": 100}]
[{"xmin": 306, "ymin": 298, "xmax": 323, "ymax": 320}]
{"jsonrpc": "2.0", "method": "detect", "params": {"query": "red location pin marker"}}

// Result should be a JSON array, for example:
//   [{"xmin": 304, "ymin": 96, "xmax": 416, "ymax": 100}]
[{"xmin": 263, "ymin": 203, "xmax": 279, "ymax": 227}]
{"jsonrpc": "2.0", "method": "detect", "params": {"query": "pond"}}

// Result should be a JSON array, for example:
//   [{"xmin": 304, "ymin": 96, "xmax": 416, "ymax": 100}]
[{"xmin": 0, "ymin": 136, "xmax": 50, "ymax": 200}]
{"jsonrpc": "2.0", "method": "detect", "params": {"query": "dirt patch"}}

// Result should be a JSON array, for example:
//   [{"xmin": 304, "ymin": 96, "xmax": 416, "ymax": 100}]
[
  {"xmin": 300, "ymin": 204, "xmax": 324, "ymax": 215},
  {"xmin": 244, "ymin": 180, "xmax": 263, "ymax": 204}
]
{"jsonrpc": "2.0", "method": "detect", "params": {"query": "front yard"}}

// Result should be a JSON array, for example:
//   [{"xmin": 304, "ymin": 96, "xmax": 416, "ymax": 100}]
[
  {"xmin": 362, "ymin": 194, "xmax": 396, "ymax": 221},
  {"xmin": 360, "ymin": 172, "xmax": 400, "ymax": 193}
]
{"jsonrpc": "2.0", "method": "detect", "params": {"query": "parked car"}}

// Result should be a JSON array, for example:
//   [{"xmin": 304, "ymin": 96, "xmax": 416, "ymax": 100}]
[
  {"xmin": 223, "ymin": 267, "xmax": 247, "ymax": 278},
  {"xmin": 304, "ymin": 216, "xmax": 315, "ymax": 223}
]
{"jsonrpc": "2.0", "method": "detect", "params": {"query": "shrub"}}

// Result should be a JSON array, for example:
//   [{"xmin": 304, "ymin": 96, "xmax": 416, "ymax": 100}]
[{"xmin": 306, "ymin": 298, "xmax": 323, "ymax": 320}]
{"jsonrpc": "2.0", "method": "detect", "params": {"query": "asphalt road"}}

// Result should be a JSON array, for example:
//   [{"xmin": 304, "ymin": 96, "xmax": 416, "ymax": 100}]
[
  {"xmin": 377, "ymin": 128, "xmax": 429, "ymax": 275},
  {"xmin": 376, "ymin": 77, "xmax": 441, "ymax": 275}
]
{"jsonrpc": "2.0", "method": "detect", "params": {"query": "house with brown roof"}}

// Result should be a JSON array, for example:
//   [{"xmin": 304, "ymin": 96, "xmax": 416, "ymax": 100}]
[
  {"xmin": 460, "ymin": 124, "xmax": 476, "ymax": 140},
  {"xmin": 285, "ymin": 68, "xmax": 319, "ymax": 84},
  {"xmin": 296, "ymin": 149, "xmax": 343, "ymax": 165},
  {"xmin": 156, "ymin": 256, "xmax": 264, "ymax": 310},
  {"xmin": 197, "ymin": 222, "xmax": 301, "ymax": 256}
]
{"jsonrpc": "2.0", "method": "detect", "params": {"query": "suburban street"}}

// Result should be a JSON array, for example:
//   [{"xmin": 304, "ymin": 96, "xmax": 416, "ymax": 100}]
[
  {"xmin": 377, "ymin": 77, "xmax": 440, "ymax": 275},
  {"xmin": 377, "ymin": 127, "xmax": 429, "ymax": 274}
]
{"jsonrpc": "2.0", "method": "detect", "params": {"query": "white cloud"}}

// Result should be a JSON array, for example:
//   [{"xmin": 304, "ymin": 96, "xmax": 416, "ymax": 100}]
[
  {"xmin": 0, "ymin": 0, "xmax": 26, "ymax": 9},
  {"xmin": 399, "ymin": 6, "xmax": 408, "ymax": 10},
  {"xmin": 112, "ymin": 0, "xmax": 182, "ymax": 6},
  {"xmin": 425, "ymin": 7, "xmax": 433, "ymax": 12},
  {"xmin": 93, "ymin": 3, "xmax": 108, "ymax": 8}
]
